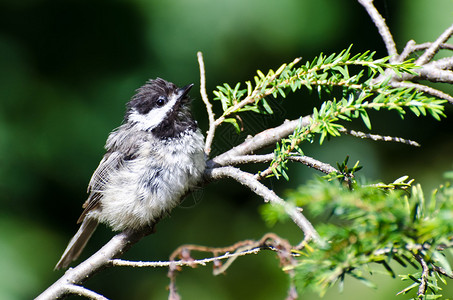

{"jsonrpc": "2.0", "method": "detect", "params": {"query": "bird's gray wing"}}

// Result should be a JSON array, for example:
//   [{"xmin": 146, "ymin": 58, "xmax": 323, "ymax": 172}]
[
  {"xmin": 77, "ymin": 126, "xmax": 147, "ymax": 223},
  {"xmin": 77, "ymin": 147, "xmax": 140, "ymax": 223},
  {"xmin": 77, "ymin": 151, "xmax": 124, "ymax": 223}
]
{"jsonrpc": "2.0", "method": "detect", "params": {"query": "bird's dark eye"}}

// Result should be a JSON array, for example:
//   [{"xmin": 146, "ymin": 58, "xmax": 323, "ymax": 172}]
[{"xmin": 156, "ymin": 96, "xmax": 166, "ymax": 107}]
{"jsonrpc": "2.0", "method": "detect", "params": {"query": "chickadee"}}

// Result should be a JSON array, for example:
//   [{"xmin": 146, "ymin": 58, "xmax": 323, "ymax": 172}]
[{"xmin": 55, "ymin": 78, "xmax": 206, "ymax": 270}]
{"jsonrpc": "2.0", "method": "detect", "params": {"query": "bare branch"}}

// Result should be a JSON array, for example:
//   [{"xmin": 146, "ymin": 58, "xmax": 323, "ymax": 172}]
[
  {"xmin": 416, "ymin": 24, "xmax": 453, "ymax": 65},
  {"xmin": 221, "ymin": 153, "xmax": 340, "ymax": 177},
  {"xmin": 414, "ymin": 254, "xmax": 429, "ymax": 297},
  {"xmin": 111, "ymin": 247, "xmax": 261, "ymax": 268},
  {"xmin": 432, "ymin": 265, "xmax": 453, "ymax": 279},
  {"xmin": 398, "ymin": 40, "xmax": 453, "ymax": 62},
  {"xmin": 36, "ymin": 228, "xmax": 153, "ymax": 299},
  {"xmin": 412, "ymin": 42, "xmax": 453, "ymax": 53},
  {"xmin": 400, "ymin": 65, "xmax": 453, "ymax": 83},
  {"xmin": 255, "ymin": 155, "xmax": 340, "ymax": 180},
  {"xmin": 219, "ymin": 153, "xmax": 274, "ymax": 165},
  {"xmin": 207, "ymin": 166, "xmax": 322, "ymax": 243},
  {"xmin": 197, "ymin": 51, "xmax": 216, "ymax": 155},
  {"xmin": 339, "ymin": 128, "xmax": 421, "ymax": 147},
  {"xmin": 65, "ymin": 285, "xmax": 109, "ymax": 300},
  {"xmin": 358, "ymin": 0, "xmax": 398, "ymax": 60},
  {"xmin": 389, "ymin": 81, "xmax": 453, "ymax": 104},
  {"xmin": 210, "ymin": 116, "xmax": 312, "ymax": 167},
  {"xmin": 288, "ymin": 155, "xmax": 339, "ymax": 174},
  {"xmin": 164, "ymin": 233, "xmax": 296, "ymax": 275},
  {"xmin": 397, "ymin": 40, "xmax": 417, "ymax": 62},
  {"xmin": 430, "ymin": 56, "xmax": 453, "ymax": 70}
]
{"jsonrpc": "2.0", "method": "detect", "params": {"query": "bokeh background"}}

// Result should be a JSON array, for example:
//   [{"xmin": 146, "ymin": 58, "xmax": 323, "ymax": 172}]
[{"xmin": 1, "ymin": 0, "xmax": 453, "ymax": 299}]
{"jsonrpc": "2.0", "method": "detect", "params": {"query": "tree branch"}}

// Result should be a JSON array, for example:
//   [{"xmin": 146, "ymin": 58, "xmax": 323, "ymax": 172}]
[
  {"xmin": 398, "ymin": 40, "xmax": 453, "ymax": 62},
  {"xmin": 416, "ymin": 24, "xmax": 453, "ymax": 65},
  {"xmin": 358, "ymin": 0, "xmax": 398, "ymax": 60},
  {"xmin": 400, "ymin": 65, "xmax": 453, "ymax": 83},
  {"xmin": 389, "ymin": 81, "xmax": 453, "ymax": 104},
  {"xmin": 339, "ymin": 128, "xmax": 421, "ymax": 147},
  {"xmin": 220, "ymin": 153, "xmax": 340, "ymax": 176},
  {"xmin": 36, "ymin": 228, "xmax": 153, "ymax": 299},
  {"xmin": 197, "ymin": 51, "xmax": 216, "ymax": 155},
  {"xmin": 431, "ymin": 56, "xmax": 453, "ymax": 70},
  {"xmin": 414, "ymin": 254, "xmax": 429, "ymax": 297},
  {"xmin": 206, "ymin": 166, "xmax": 322, "ymax": 244},
  {"xmin": 64, "ymin": 285, "xmax": 109, "ymax": 300},
  {"xmin": 210, "ymin": 117, "xmax": 312, "ymax": 167},
  {"xmin": 110, "ymin": 247, "xmax": 261, "ymax": 269},
  {"xmin": 287, "ymin": 155, "xmax": 339, "ymax": 174}
]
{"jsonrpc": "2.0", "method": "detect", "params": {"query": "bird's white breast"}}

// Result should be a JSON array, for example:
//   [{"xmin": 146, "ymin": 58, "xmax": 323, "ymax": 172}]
[{"xmin": 92, "ymin": 129, "xmax": 205, "ymax": 231}]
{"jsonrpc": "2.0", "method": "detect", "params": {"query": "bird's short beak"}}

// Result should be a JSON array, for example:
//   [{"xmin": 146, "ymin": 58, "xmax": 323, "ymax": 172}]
[{"xmin": 178, "ymin": 84, "xmax": 194, "ymax": 100}]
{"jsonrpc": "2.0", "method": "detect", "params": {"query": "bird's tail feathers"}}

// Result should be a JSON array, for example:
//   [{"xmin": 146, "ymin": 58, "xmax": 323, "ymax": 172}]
[{"xmin": 54, "ymin": 218, "xmax": 99, "ymax": 270}]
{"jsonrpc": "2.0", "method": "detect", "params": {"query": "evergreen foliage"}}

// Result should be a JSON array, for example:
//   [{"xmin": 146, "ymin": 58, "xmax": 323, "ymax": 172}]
[{"xmin": 215, "ymin": 47, "xmax": 452, "ymax": 298}]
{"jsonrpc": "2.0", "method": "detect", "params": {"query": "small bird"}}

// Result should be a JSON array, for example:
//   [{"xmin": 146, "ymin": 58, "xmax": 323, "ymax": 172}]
[{"xmin": 55, "ymin": 78, "xmax": 206, "ymax": 269}]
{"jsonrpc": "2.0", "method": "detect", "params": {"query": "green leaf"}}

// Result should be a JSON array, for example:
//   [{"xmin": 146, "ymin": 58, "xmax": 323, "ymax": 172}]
[
  {"xmin": 432, "ymin": 251, "xmax": 453, "ymax": 276},
  {"xmin": 257, "ymin": 69, "xmax": 266, "ymax": 79},
  {"xmin": 360, "ymin": 110, "xmax": 372, "ymax": 130},
  {"xmin": 246, "ymin": 81, "xmax": 253, "ymax": 96},
  {"xmin": 275, "ymin": 63, "xmax": 287, "ymax": 75},
  {"xmin": 426, "ymin": 295, "xmax": 443, "ymax": 299},
  {"xmin": 238, "ymin": 106, "xmax": 261, "ymax": 113},
  {"xmin": 223, "ymin": 118, "xmax": 241, "ymax": 133},
  {"xmin": 261, "ymin": 98, "xmax": 274, "ymax": 114},
  {"xmin": 319, "ymin": 130, "xmax": 327, "ymax": 145},
  {"xmin": 394, "ymin": 175, "xmax": 409, "ymax": 184}
]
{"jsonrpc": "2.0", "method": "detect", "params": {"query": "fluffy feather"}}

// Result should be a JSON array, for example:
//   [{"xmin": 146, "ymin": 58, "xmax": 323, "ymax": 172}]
[{"xmin": 55, "ymin": 78, "xmax": 205, "ymax": 269}]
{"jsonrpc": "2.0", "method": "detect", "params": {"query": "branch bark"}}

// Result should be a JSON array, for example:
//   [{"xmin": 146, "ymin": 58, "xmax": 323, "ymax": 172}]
[
  {"xmin": 206, "ymin": 166, "xmax": 322, "ymax": 243},
  {"xmin": 37, "ymin": 228, "xmax": 153, "ymax": 299},
  {"xmin": 210, "ymin": 117, "xmax": 311, "ymax": 167},
  {"xmin": 358, "ymin": 0, "xmax": 398, "ymax": 60}
]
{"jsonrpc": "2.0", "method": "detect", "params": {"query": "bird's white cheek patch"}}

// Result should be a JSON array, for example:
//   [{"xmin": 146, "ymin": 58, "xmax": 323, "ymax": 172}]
[{"xmin": 128, "ymin": 94, "xmax": 179, "ymax": 131}]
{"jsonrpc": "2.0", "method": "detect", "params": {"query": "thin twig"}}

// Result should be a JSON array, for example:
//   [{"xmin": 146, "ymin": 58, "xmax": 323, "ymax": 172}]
[
  {"xmin": 397, "ymin": 40, "xmax": 417, "ymax": 62},
  {"xmin": 207, "ymin": 166, "xmax": 322, "ymax": 244},
  {"xmin": 212, "ymin": 57, "xmax": 301, "ymax": 127},
  {"xmin": 210, "ymin": 117, "xmax": 312, "ymax": 167},
  {"xmin": 197, "ymin": 51, "xmax": 216, "ymax": 155},
  {"xmin": 398, "ymin": 41, "xmax": 453, "ymax": 62},
  {"xmin": 430, "ymin": 56, "xmax": 453, "ymax": 70},
  {"xmin": 358, "ymin": 0, "xmax": 398, "ymax": 60},
  {"xmin": 339, "ymin": 128, "xmax": 421, "ymax": 146},
  {"xmin": 255, "ymin": 155, "xmax": 339, "ymax": 180},
  {"xmin": 389, "ymin": 81, "xmax": 453, "ymax": 104},
  {"xmin": 167, "ymin": 233, "xmax": 295, "ymax": 275},
  {"xmin": 401, "ymin": 41, "xmax": 453, "ymax": 61},
  {"xmin": 288, "ymin": 156, "xmax": 339, "ymax": 174},
  {"xmin": 432, "ymin": 265, "xmax": 453, "ymax": 279},
  {"xmin": 218, "ymin": 153, "xmax": 340, "ymax": 176},
  {"xmin": 111, "ymin": 247, "xmax": 261, "ymax": 268},
  {"xmin": 416, "ymin": 24, "xmax": 453, "ymax": 65},
  {"xmin": 414, "ymin": 254, "xmax": 429, "ymax": 296},
  {"xmin": 65, "ymin": 285, "xmax": 109, "ymax": 300},
  {"xmin": 219, "ymin": 153, "xmax": 275, "ymax": 165},
  {"xmin": 398, "ymin": 65, "xmax": 453, "ymax": 84}
]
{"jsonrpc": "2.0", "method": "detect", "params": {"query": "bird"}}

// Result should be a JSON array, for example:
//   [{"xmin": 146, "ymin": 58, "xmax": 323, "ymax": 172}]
[{"xmin": 55, "ymin": 78, "xmax": 206, "ymax": 269}]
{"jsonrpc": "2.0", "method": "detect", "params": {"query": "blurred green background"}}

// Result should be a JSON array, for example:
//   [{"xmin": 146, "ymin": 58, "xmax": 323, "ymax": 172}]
[{"xmin": 1, "ymin": 0, "xmax": 453, "ymax": 299}]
